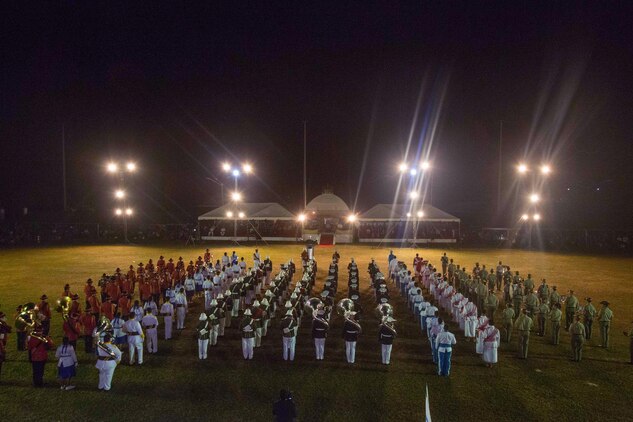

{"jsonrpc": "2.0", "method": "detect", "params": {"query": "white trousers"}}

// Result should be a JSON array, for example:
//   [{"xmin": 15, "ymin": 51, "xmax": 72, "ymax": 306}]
[
  {"xmin": 176, "ymin": 308, "xmax": 186, "ymax": 329},
  {"xmin": 209, "ymin": 325, "xmax": 219, "ymax": 346},
  {"xmin": 146, "ymin": 329, "xmax": 158, "ymax": 353},
  {"xmin": 255, "ymin": 328, "xmax": 262, "ymax": 347},
  {"xmin": 128, "ymin": 341, "xmax": 143, "ymax": 364},
  {"xmin": 242, "ymin": 337, "xmax": 254, "ymax": 359},
  {"xmin": 314, "ymin": 338, "xmax": 325, "ymax": 360},
  {"xmin": 283, "ymin": 337, "xmax": 296, "ymax": 361},
  {"xmin": 219, "ymin": 319, "xmax": 226, "ymax": 336},
  {"xmin": 164, "ymin": 317, "xmax": 173, "ymax": 339},
  {"xmin": 345, "ymin": 341, "xmax": 356, "ymax": 363},
  {"xmin": 198, "ymin": 339, "xmax": 209, "ymax": 359},
  {"xmin": 381, "ymin": 344, "xmax": 393, "ymax": 364},
  {"xmin": 263, "ymin": 319, "xmax": 270, "ymax": 336},
  {"xmin": 98, "ymin": 365, "xmax": 116, "ymax": 390}
]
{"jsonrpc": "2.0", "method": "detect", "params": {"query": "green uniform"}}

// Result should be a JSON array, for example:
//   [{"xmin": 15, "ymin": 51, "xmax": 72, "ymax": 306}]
[
  {"xmin": 525, "ymin": 293, "xmax": 540, "ymax": 319},
  {"xmin": 523, "ymin": 278, "xmax": 534, "ymax": 295},
  {"xmin": 476, "ymin": 282, "xmax": 488, "ymax": 317},
  {"xmin": 537, "ymin": 303, "xmax": 550, "ymax": 337},
  {"xmin": 537, "ymin": 283, "xmax": 550, "ymax": 303},
  {"xmin": 598, "ymin": 307, "xmax": 613, "ymax": 348},
  {"xmin": 550, "ymin": 290, "xmax": 561, "ymax": 307},
  {"xmin": 584, "ymin": 303, "xmax": 596, "ymax": 340},
  {"xmin": 485, "ymin": 294, "xmax": 499, "ymax": 324},
  {"xmin": 512, "ymin": 286, "xmax": 523, "ymax": 317},
  {"xmin": 565, "ymin": 295, "xmax": 578, "ymax": 330},
  {"xmin": 501, "ymin": 307, "xmax": 515, "ymax": 342},
  {"xmin": 550, "ymin": 308, "xmax": 562, "ymax": 345},
  {"xmin": 514, "ymin": 313, "xmax": 533, "ymax": 359},
  {"xmin": 487, "ymin": 273, "xmax": 496, "ymax": 291},
  {"xmin": 569, "ymin": 321, "xmax": 586, "ymax": 361}
]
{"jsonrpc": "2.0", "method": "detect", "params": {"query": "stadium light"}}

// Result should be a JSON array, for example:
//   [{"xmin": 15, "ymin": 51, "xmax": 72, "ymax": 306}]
[
  {"xmin": 417, "ymin": 210, "xmax": 424, "ymax": 218},
  {"xmin": 521, "ymin": 213, "xmax": 529, "ymax": 221},
  {"xmin": 126, "ymin": 162, "xmax": 136, "ymax": 172},
  {"xmin": 125, "ymin": 208, "xmax": 133, "ymax": 216},
  {"xmin": 297, "ymin": 213, "xmax": 306, "ymax": 222},
  {"xmin": 346, "ymin": 214, "xmax": 357, "ymax": 223},
  {"xmin": 517, "ymin": 163, "xmax": 528, "ymax": 174},
  {"xmin": 398, "ymin": 162, "xmax": 408, "ymax": 173},
  {"xmin": 242, "ymin": 163, "xmax": 253, "ymax": 174},
  {"xmin": 115, "ymin": 208, "xmax": 123, "ymax": 216},
  {"xmin": 406, "ymin": 212, "xmax": 411, "ymax": 218},
  {"xmin": 238, "ymin": 211, "xmax": 245, "ymax": 219},
  {"xmin": 409, "ymin": 191, "xmax": 419, "ymax": 200},
  {"xmin": 226, "ymin": 211, "xmax": 234, "ymax": 218},
  {"xmin": 232, "ymin": 169, "xmax": 240, "ymax": 177},
  {"xmin": 533, "ymin": 213, "xmax": 541, "ymax": 221},
  {"xmin": 540, "ymin": 164, "xmax": 551, "ymax": 175},
  {"xmin": 231, "ymin": 191, "xmax": 242, "ymax": 202},
  {"xmin": 107, "ymin": 162, "xmax": 119, "ymax": 173},
  {"xmin": 222, "ymin": 162, "xmax": 231, "ymax": 172},
  {"xmin": 420, "ymin": 161, "xmax": 431, "ymax": 171},
  {"xmin": 409, "ymin": 168, "xmax": 417, "ymax": 176},
  {"xmin": 115, "ymin": 189, "xmax": 125, "ymax": 199},
  {"xmin": 529, "ymin": 193, "xmax": 540, "ymax": 203}
]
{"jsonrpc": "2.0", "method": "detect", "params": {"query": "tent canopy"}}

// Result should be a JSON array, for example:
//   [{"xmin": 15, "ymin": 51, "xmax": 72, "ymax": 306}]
[
  {"xmin": 358, "ymin": 204, "xmax": 460, "ymax": 222},
  {"xmin": 305, "ymin": 193, "xmax": 350, "ymax": 213},
  {"xmin": 198, "ymin": 203, "xmax": 296, "ymax": 221}
]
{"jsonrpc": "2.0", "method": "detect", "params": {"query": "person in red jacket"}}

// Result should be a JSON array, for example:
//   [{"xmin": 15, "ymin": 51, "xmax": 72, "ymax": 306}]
[
  {"xmin": 87, "ymin": 290, "xmax": 101, "ymax": 317},
  {"xmin": 62, "ymin": 313, "xmax": 82, "ymax": 348},
  {"xmin": 100, "ymin": 298, "xmax": 116, "ymax": 321},
  {"xmin": 38, "ymin": 295, "xmax": 52, "ymax": 336},
  {"xmin": 80, "ymin": 310, "xmax": 97, "ymax": 353},
  {"xmin": 69, "ymin": 294, "xmax": 81, "ymax": 315},
  {"xmin": 27, "ymin": 328, "xmax": 54, "ymax": 387},
  {"xmin": 118, "ymin": 294, "xmax": 131, "ymax": 316}
]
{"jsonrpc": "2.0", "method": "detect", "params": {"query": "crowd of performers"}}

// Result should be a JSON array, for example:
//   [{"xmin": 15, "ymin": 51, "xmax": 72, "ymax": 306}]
[{"xmin": 0, "ymin": 247, "xmax": 630, "ymax": 392}]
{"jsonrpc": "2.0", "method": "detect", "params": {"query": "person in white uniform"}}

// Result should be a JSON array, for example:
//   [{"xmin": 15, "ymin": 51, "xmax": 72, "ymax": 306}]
[
  {"xmin": 482, "ymin": 323, "xmax": 501, "ymax": 367},
  {"xmin": 95, "ymin": 334, "xmax": 122, "ymax": 391},
  {"xmin": 174, "ymin": 288, "xmax": 188, "ymax": 330},
  {"xmin": 141, "ymin": 309, "xmax": 159, "ymax": 354},
  {"xmin": 55, "ymin": 337, "xmax": 78, "ymax": 390},
  {"xmin": 123, "ymin": 312, "xmax": 144, "ymax": 365},
  {"xmin": 159, "ymin": 300, "xmax": 174, "ymax": 340}
]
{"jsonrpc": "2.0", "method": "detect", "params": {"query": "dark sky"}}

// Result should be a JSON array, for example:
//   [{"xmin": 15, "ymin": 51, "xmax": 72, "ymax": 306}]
[{"xmin": 1, "ymin": 2, "xmax": 632, "ymax": 228}]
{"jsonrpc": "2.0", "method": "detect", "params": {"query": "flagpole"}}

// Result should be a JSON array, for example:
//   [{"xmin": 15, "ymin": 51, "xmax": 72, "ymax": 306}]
[{"xmin": 303, "ymin": 120, "xmax": 307, "ymax": 209}]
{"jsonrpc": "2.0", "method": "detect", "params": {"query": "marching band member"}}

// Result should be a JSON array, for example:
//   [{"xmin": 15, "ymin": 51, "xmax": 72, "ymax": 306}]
[
  {"xmin": 379, "ymin": 316, "xmax": 397, "ymax": 365},
  {"xmin": 514, "ymin": 308, "xmax": 534, "ymax": 359},
  {"xmin": 476, "ymin": 311, "xmax": 489, "ymax": 355},
  {"xmin": 38, "ymin": 295, "xmax": 52, "ymax": 336},
  {"xmin": 208, "ymin": 300, "xmax": 220, "ymax": 346},
  {"xmin": 252, "ymin": 300, "xmax": 263, "ymax": 347},
  {"xmin": 501, "ymin": 303, "xmax": 515, "ymax": 342},
  {"xmin": 217, "ymin": 294, "xmax": 227, "ymax": 337},
  {"xmin": 429, "ymin": 317, "xmax": 444, "ymax": 364},
  {"xmin": 143, "ymin": 297, "xmax": 158, "ymax": 317},
  {"xmin": 27, "ymin": 326, "xmax": 54, "ymax": 387},
  {"xmin": 281, "ymin": 309, "xmax": 298, "ymax": 361},
  {"xmin": 240, "ymin": 308, "xmax": 255, "ymax": 360},
  {"xmin": 196, "ymin": 313, "xmax": 210, "ymax": 360},
  {"xmin": 141, "ymin": 309, "xmax": 159, "ymax": 354},
  {"xmin": 130, "ymin": 300, "xmax": 144, "ymax": 322},
  {"xmin": 159, "ymin": 299, "xmax": 174, "ymax": 340},
  {"xmin": 80, "ymin": 310, "xmax": 96, "ymax": 353},
  {"xmin": 111, "ymin": 312, "xmax": 127, "ymax": 352},
  {"xmin": 311, "ymin": 308, "xmax": 329, "ymax": 360},
  {"xmin": 123, "ymin": 312, "xmax": 144, "ymax": 365},
  {"xmin": 174, "ymin": 288, "xmax": 188, "ymax": 330},
  {"xmin": 482, "ymin": 323, "xmax": 500, "ymax": 368},
  {"xmin": 342, "ymin": 311, "xmax": 361, "ymax": 364},
  {"xmin": 55, "ymin": 336, "xmax": 78, "ymax": 390},
  {"xmin": 435, "ymin": 323, "xmax": 456, "ymax": 376},
  {"xmin": 95, "ymin": 334, "xmax": 122, "ymax": 391}
]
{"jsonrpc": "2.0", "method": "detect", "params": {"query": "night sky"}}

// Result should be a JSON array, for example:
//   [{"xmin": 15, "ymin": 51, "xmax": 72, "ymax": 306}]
[{"xmin": 2, "ymin": 3, "xmax": 632, "ymax": 228}]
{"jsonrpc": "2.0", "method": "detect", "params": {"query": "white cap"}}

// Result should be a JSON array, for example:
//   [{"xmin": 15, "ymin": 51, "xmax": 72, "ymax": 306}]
[
  {"xmin": 285, "ymin": 300, "xmax": 292, "ymax": 308},
  {"xmin": 217, "ymin": 294, "xmax": 224, "ymax": 299},
  {"xmin": 243, "ymin": 309, "xmax": 252, "ymax": 316},
  {"xmin": 253, "ymin": 300, "xmax": 260, "ymax": 307},
  {"xmin": 261, "ymin": 298, "xmax": 269, "ymax": 306},
  {"xmin": 290, "ymin": 292, "xmax": 298, "ymax": 300},
  {"xmin": 199, "ymin": 313, "xmax": 207, "ymax": 321},
  {"xmin": 210, "ymin": 299, "xmax": 217, "ymax": 306},
  {"xmin": 320, "ymin": 291, "xmax": 329, "ymax": 297},
  {"xmin": 225, "ymin": 290, "xmax": 231, "ymax": 295},
  {"xmin": 285, "ymin": 309, "xmax": 294, "ymax": 316}
]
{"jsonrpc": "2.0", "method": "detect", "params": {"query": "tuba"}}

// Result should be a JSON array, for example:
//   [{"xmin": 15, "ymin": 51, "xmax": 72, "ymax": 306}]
[
  {"xmin": 336, "ymin": 298, "xmax": 355, "ymax": 316},
  {"xmin": 94, "ymin": 315, "xmax": 117, "ymax": 358},
  {"xmin": 304, "ymin": 297, "xmax": 323, "ymax": 316},
  {"xmin": 375, "ymin": 303, "xmax": 394, "ymax": 320},
  {"xmin": 55, "ymin": 296, "xmax": 72, "ymax": 323},
  {"xmin": 15, "ymin": 303, "xmax": 37, "ymax": 331}
]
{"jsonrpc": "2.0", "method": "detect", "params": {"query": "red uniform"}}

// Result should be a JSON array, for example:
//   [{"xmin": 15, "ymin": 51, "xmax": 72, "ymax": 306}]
[
  {"xmin": 127, "ymin": 268, "xmax": 136, "ymax": 282},
  {"xmin": 120, "ymin": 278, "xmax": 131, "ymax": 295},
  {"xmin": 204, "ymin": 252, "xmax": 211, "ymax": 263},
  {"xmin": 27, "ymin": 335, "xmax": 54, "ymax": 361},
  {"xmin": 106, "ymin": 282, "xmax": 120, "ymax": 302},
  {"xmin": 100, "ymin": 301, "xmax": 116, "ymax": 321},
  {"xmin": 118, "ymin": 296, "xmax": 131, "ymax": 315},
  {"xmin": 80, "ymin": 313, "xmax": 96, "ymax": 336},
  {"xmin": 139, "ymin": 282, "xmax": 152, "ymax": 302},
  {"xmin": 87, "ymin": 294, "xmax": 101, "ymax": 314},
  {"xmin": 63, "ymin": 319, "xmax": 82, "ymax": 342},
  {"xmin": 70, "ymin": 299, "xmax": 81, "ymax": 315}
]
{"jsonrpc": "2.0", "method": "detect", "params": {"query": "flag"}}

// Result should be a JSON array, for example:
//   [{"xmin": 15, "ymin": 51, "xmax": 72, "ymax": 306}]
[{"xmin": 425, "ymin": 383, "xmax": 432, "ymax": 422}]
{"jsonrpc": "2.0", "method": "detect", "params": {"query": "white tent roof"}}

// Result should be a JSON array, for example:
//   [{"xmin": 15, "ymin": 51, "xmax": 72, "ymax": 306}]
[
  {"xmin": 305, "ymin": 193, "xmax": 350, "ymax": 212},
  {"xmin": 198, "ymin": 203, "xmax": 296, "ymax": 221},
  {"xmin": 358, "ymin": 204, "xmax": 460, "ymax": 222}
]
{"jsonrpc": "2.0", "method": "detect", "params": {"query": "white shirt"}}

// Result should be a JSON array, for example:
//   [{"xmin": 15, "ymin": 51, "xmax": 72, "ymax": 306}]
[
  {"xmin": 142, "ymin": 314, "xmax": 159, "ymax": 330},
  {"xmin": 111, "ymin": 317, "xmax": 125, "ymax": 337},
  {"xmin": 55, "ymin": 344, "xmax": 77, "ymax": 367},
  {"xmin": 123, "ymin": 319, "xmax": 144, "ymax": 344},
  {"xmin": 436, "ymin": 331, "xmax": 457, "ymax": 352},
  {"xmin": 184, "ymin": 278, "xmax": 195, "ymax": 291},
  {"xmin": 426, "ymin": 305, "xmax": 438, "ymax": 317},
  {"xmin": 160, "ymin": 302, "xmax": 174, "ymax": 317}
]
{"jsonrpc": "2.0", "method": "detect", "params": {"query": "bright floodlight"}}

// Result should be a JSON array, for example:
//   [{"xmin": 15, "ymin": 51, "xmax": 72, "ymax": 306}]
[
  {"xmin": 115, "ymin": 189, "xmax": 125, "ymax": 199},
  {"xmin": 420, "ymin": 161, "xmax": 430, "ymax": 171},
  {"xmin": 126, "ymin": 162, "xmax": 136, "ymax": 172},
  {"xmin": 398, "ymin": 162, "xmax": 408, "ymax": 173},
  {"xmin": 347, "ymin": 214, "xmax": 357, "ymax": 223},
  {"xmin": 540, "ymin": 165, "xmax": 551, "ymax": 175},
  {"xmin": 107, "ymin": 162, "xmax": 118, "ymax": 173},
  {"xmin": 533, "ymin": 213, "xmax": 541, "ymax": 221},
  {"xmin": 417, "ymin": 210, "xmax": 424, "ymax": 218},
  {"xmin": 409, "ymin": 191, "xmax": 419, "ymax": 199},
  {"xmin": 125, "ymin": 208, "xmax": 133, "ymax": 216},
  {"xmin": 232, "ymin": 169, "xmax": 240, "ymax": 177},
  {"xmin": 242, "ymin": 163, "xmax": 253, "ymax": 174},
  {"xmin": 529, "ymin": 193, "xmax": 540, "ymax": 203},
  {"xmin": 222, "ymin": 162, "xmax": 231, "ymax": 172},
  {"xmin": 521, "ymin": 213, "xmax": 529, "ymax": 221},
  {"xmin": 409, "ymin": 168, "xmax": 417, "ymax": 176},
  {"xmin": 517, "ymin": 163, "xmax": 528, "ymax": 174},
  {"xmin": 226, "ymin": 211, "xmax": 234, "ymax": 218},
  {"xmin": 297, "ymin": 213, "xmax": 306, "ymax": 222},
  {"xmin": 115, "ymin": 208, "xmax": 123, "ymax": 216},
  {"xmin": 406, "ymin": 212, "xmax": 412, "ymax": 218},
  {"xmin": 238, "ymin": 211, "xmax": 245, "ymax": 219},
  {"xmin": 231, "ymin": 191, "xmax": 242, "ymax": 202}
]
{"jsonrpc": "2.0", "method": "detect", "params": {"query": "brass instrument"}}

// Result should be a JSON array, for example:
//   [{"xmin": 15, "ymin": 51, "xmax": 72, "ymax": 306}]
[
  {"xmin": 336, "ymin": 298, "xmax": 354, "ymax": 316},
  {"xmin": 375, "ymin": 303, "xmax": 394, "ymax": 321},
  {"xmin": 304, "ymin": 297, "xmax": 323, "ymax": 316},
  {"xmin": 55, "ymin": 296, "xmax": 72, "ymax": 323},
  {"xmin": 15, "ymin": 303, "xmax": 48, "ymax": 343},
  {"xmin": 94, "ymin": 315, "xmax": 117, "ymax": 359}
]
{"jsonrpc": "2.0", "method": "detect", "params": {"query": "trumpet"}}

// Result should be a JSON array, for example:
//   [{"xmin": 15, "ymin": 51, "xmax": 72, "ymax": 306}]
[
  {"xmin": 55, "ymin": 296, "xmax": 72, "ymax": 323},
  {"xmin": 15, "ymin": 303, "xmax": 37, "ymax": 332}
]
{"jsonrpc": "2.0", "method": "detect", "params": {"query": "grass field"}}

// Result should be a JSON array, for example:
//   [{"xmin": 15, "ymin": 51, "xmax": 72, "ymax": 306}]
[{"xmin": 0, "ymin": 244, "xmax": 631, "ymax": 421}]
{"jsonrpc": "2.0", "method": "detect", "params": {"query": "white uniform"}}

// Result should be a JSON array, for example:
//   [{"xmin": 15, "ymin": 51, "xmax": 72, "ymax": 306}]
[
  {"xmin": 475, "ymin": 316, "xmax": 489, "ymax": 354},
  {"xmin": 123, "ymin": 319, "xmax": 144, "ymax": 365},
  {"xmin": 141, "ymin": 314, "xmax": 159, "ymax": 353},
  {"xmin": 482, "ymin": 325, "xmax": 500, "ymax": 364},
  {"xmin": 95, "ymin": 343, "xmax": 122, "ymax": 390},
  {"xmin": 174, "ymin": 293, "xmax": 187, "ymax": 329},
  {"xmin": 203, "ymin": 279, "xmax": 213, "ymax": 308},
  {"xmin": 159, "ymin": 302, "xmax": 174, "ymax": 340},
  {"xmin": 55, "ymin": 344, "xmax": 78, "ymax": 375}
]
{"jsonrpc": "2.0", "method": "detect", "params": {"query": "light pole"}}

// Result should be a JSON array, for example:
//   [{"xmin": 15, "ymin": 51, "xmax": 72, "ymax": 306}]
[
  {"xmin": 221, "ymin": 161, "xmax": 253, "ymax": 242},
  {"xmin": 107, "ymin": 161, "xmax": 136, "ymax": 243}
]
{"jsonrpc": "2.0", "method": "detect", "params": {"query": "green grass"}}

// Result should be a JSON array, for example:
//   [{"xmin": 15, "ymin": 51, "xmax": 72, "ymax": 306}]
[{"xmin": 0, "ymin": 244, "xmax": 631, "ymax": 421}]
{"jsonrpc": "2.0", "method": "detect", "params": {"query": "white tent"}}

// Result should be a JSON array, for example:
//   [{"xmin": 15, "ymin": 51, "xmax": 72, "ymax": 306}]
[
  {"xmin": 198, "ymin": 203, "xmax": 295, "ymax": 221},
  {"xmin": 358, "ymin": 204, "xmax": 460, "ymax": 222},
  {"xmin": 305, "ymin": 193, "xmax": 350, "ymax": 213}
]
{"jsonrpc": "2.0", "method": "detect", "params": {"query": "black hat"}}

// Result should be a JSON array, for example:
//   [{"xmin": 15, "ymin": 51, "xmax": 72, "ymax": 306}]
[{"xmin": 600, "ymin": 300, "xmax": 609, "ymax": 306}]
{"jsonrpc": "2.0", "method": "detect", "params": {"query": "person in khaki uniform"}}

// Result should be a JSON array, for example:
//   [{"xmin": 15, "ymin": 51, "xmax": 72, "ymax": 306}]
[
  {"xmin": 537, "ymin": 301, "xmax": 550, "ymax": 337},
  {"xmin": 597, "ymin": 301, "xmax": 613, "ymax": 348},
  {"xmin": 550, "ymin": 303, "xmax": 563, "ymax": 345},
  {"xmin": 485, "ymin": 290, "xmax": 499, "ymax": 325},
  {"xmin": 525, "ymin": 290, "xmax": 540, "ymax": 319},
  {"xmin": 583, "ymin": 298, "xmax": 596, "ymax": 340},
  {"xmin": 501, "ymin": 303, "xmax": 515, "ymax": 343},
  {"xmin": 569, "ymin": 315, "xmax": 586, "ymax": 362},
  {"xmin": 565, "ymin": 290, "xmax": 578, "ymax": 330},
  {"xmin": 514, "ymin": 308, "xmax": 533, "ymax": 359}
]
